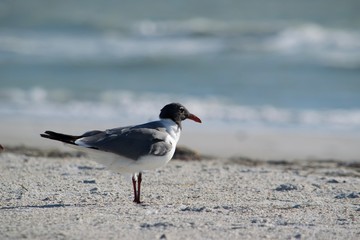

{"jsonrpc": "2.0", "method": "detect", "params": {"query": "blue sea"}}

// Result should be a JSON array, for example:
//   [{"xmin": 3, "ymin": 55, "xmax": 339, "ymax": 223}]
[{"xmin": 1, "ymin": 0, "xmax": 360, "ymax": 134}]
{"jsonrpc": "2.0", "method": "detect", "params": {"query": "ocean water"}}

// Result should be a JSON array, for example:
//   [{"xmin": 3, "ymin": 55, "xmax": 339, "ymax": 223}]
[{"xmin": 1, "ymin": 0, "xmax": 360, "ymax": 133}]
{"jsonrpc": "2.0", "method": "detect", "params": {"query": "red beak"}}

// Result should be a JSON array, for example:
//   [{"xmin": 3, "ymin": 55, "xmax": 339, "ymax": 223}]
[{"xmin": 187, "ymin": 113, "xmax": 202, "ymax": 123}]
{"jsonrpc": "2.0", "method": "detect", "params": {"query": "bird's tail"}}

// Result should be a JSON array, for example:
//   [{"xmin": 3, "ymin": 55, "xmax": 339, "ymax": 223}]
[{"xmin": 40, "ymin": 131, "xmax": 80, "ymax": 145}]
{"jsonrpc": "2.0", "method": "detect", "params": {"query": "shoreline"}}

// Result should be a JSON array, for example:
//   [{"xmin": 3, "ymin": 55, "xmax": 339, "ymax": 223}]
[{"xmin": 1, "ymin": 118, "xmax": 360, "ymax": 161}]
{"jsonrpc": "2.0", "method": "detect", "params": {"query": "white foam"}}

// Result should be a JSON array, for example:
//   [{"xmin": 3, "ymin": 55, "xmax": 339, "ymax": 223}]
[
  {"xmin": 265, "ymin": 24, "xmax": 360, "ymax": 67},
  {"xmin": 0, "ymin": 31, "xmax": 222, "ymax": 63},
  {"xmin": 1, "ymin": 21, "xmax": 359, "ymax": 68},
  {"xmin": 1, "ymin": 87, "xmax": 360, "ymax": 130}
]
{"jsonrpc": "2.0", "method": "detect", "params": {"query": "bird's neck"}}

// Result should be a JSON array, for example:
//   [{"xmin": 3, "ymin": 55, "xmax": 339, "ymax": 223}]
[
  {"xmin": 160, "ymin": 119, "xmax": 182, "ymax": 143},
  {"xmin": 160, "ymin": 117, "xmax": 182, "ymax": 129}
]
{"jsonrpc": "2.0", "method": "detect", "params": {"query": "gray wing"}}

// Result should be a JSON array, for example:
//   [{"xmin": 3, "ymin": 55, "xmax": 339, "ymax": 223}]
[{"xmin": 76, "ymin": 122, "xmax": 172, "ymax": 160}]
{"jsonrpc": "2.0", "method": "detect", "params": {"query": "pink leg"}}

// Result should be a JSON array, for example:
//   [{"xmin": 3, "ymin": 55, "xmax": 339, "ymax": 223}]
[
  {"xmin": 137, "ymin": 172, "xmax": 142, "ymax": 203},
  {"xmin": 132, "ymin": 175, "xmax": 138, "ymax": 203}
]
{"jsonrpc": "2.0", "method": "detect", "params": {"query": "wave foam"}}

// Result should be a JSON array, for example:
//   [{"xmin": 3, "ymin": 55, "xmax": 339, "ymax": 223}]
[
  {"xmin": 1, "ymin": 88, "xmax": 360, "ymax": 130},
  {"xmin": 0, "ymin": 31, "xmax": 222, "ymax": 63},
  {"xmin": 265, "ymin": 24, "xmax": 360, "ymax": 68},
  {"xmin": 1, "ymin": 21, "xmax": 359, "ymax": 68}
]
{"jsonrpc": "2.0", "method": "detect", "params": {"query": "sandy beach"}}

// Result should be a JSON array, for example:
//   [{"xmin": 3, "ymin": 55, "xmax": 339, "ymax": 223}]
[
  {"xmin": 1, "ymin": 144, "xmax": 359, "ymax": 240},
  {"xmin": 1, "ymin": 1, "xmax": 360, "ymax": 239}
]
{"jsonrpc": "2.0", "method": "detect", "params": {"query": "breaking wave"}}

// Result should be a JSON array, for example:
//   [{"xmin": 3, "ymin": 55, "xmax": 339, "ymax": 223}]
[
  {"xmin": 1, "ymin": 20, "xmax": 359, "ymax": 68},
  {"xmin": 1, "ymin": 87, "xmax": 360, "ymax": 130}
]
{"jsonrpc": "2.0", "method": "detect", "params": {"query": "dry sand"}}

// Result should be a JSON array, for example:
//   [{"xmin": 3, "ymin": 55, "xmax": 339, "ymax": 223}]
[{"xmin": 1, "ymin": 147, "xmax": 360, "ymax": 240}]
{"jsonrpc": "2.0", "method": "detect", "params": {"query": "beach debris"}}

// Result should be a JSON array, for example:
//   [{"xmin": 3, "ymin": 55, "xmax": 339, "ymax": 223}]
[
  {"xmin": 78, "ymin": 166, "xmax": 94, "ymax": 170},
  {"xmin": 294, "ymin": 233, "xmax": 302, "ymax": 239},
  {"xmin": 267, "ymin": 160, "xmax": 291, "ymax": 165},
  {"xmin": 83, "ymin": 180, "xmax": 96, "ymax": 184},
  {"xmin": 78, "ymin": 166, "xmax": 105, "ymax": 171},
  {"xmin": 327, "ymin": 179, "xmax": 339, "ymax": 183},
  {"xmin": 213, "ymin": 205, "xmax": 234, "ymax": 212},
  {"xmin": 180, "ymin": 206, "xmax": 206, "ymax": 212},
  {"xmin": 0, "ymin": 204, "xmax": 70, "ymax": 210},
  {"xmin": 347, "ymin": 192, "xmax": 360, "ymax": 198},
  {"xmin": 337, "ymin": 161, "xmax": 360, "ymax": 169},
  {"xmin": 275, "ymin": 183, "xmax": 298, "ymax": 191},
  {"xmin": 229, "ymin": 156, "xmax": 262, "ymax": 166},
  {"xmin": 276, "ymin": 219, "xmax": 289, "ymax": 226},
  {"xmin": 337, "ymin": 218, "xmax": 348, "ymax": 225},
  {"xmin": 335, "ymin": 193, "xmax": 347, "ymax": 199},
  {"xmin": 89, "ymin": 187, "xmax": 98, "ymax": 194},
  {"xmin": 173, "ymin": 146, "xmax": 201, "ymax": 160},
  {"xmin": 335, "ymin": 192, "xmax": 360, "ymax": 199},
  {"xmin": 4, "ymin": 145, "xmax": 85, "ymax": 158},
  {"xmin": 231, "ymin": 223, "xmax": 246, "ymax": 229},
  {"xmin": 20, "ymin": 184, "xmax": 28, "ymax": 191},
  {"xmin": 140, "ymin": 222, "xmax": 174, "ymax": 229},
  {"xmin": 248, "ymin": 218, "xmax": 270, "ymax": 227},
  {"xmin": 159, "ymin": 234, "xmax": 167, "ymax": 240}
]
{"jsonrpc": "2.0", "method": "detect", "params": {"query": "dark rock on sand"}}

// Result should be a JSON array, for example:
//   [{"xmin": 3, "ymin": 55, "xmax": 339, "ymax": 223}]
[
  {"xmin": 83, "ymin": 180, "xmax": 96, "ymax": 184},
  {"xmin": 335, "ymin": 192, "xmax": 360, "ymax": 199},
  {"xmin": 275, "ymin": 184, "xmax": 298, "ymax": 191},
  {"xmin": 327, "ymin": 179, "xmax": 339, "ymax": 183}
]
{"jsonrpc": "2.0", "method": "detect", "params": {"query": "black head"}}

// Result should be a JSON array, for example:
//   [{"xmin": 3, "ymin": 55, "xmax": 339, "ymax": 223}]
[{"xmin": 159, "ymin": 103, "xmax": 202, "ymax": 127}]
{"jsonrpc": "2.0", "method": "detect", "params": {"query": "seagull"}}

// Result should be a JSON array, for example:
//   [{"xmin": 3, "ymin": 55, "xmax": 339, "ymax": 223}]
[{"xmin": 40, "ymin": 103, "xmax": 201, "ymax": 203}]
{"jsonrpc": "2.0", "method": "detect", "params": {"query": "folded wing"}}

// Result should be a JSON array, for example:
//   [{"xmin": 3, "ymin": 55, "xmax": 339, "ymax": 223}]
[{"xmin": 75, "ymin": 126, "xmax": 172, "ymax": 160}]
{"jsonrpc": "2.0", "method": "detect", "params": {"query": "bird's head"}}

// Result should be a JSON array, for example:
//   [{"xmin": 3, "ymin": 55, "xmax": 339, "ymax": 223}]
[{"xmin": 159, "ymin": 103, "xmax": 202, "ymax": 127}]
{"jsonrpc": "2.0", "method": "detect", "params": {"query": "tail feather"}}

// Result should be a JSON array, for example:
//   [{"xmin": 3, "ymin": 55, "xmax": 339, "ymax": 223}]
[{"xmin": 40, "ymin": 131, "xmax": 80, "ymax": 145}]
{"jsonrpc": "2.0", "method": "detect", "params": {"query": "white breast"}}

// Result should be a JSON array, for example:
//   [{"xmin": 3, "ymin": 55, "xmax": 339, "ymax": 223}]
[
  {"xmin": 130, "ymin": 119, "xmax": 181, "ymax": 172},
  {"xmin": 162, "ymin": 119, "xmax": 181, "ymax": 146}
]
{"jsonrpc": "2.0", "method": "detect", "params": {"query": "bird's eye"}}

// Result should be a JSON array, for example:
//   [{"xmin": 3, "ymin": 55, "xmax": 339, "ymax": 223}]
[{"xmin": 179, "ymin": 107, "xmax": 185, "ymax": 112}]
